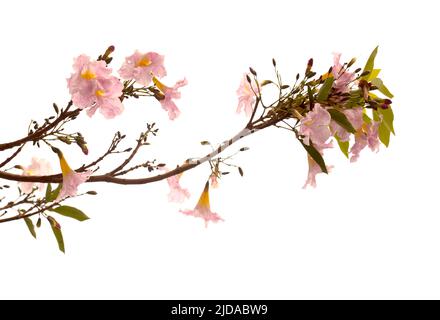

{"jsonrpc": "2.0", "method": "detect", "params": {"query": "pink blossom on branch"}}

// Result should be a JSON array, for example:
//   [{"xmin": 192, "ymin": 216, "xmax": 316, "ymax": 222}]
[
  {"xmin": 303, "ymin": 142, "xmax": 333, "ymax": 188},
  {"xmin": 52, "ymin": 149, "xmax": 92, "ymax": 201},
  {"xmin": 350, "ymin": 121, "xmax": 380, "ymax": 162},
  {"xmin": 236, "ymin": 73, "xmax": 259, "ymax": 117},
  {"xmin": 164, "ymin": 170, "xmax": 190, "ymax": 203},
  {"xmin": 332, "ymin": 53, "xmax": 356, "ymax": 93},
  {"xmin": 152, "ymin": 76, "xmax": 187, "ymax": 120},
  {"xmin": 19, "ymin": 158, "xmax": 53, "ymax": 193},
  {"xmin": 118, "ymin": 51, "xmax": 166, "ymax": 86},
  {"xmin": 180, "ymin": 181, "xmax": 223, "ymax": 227},
  {"xmin": 299, "ymin": 104, "xmax": 332, "ymax": 146},
  {"xmin": 67, "ymin": 55, "xmax": 124, "ymax": 119},
  {"xmin": 330, "ymin": 107, "xmax": 364, "ymax": 142}
]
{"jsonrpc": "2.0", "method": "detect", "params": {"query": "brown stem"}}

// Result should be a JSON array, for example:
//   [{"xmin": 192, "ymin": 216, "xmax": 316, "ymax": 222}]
[{"xmin": 0, "ymin": 102, "xmax": 78, "ymax": 151}]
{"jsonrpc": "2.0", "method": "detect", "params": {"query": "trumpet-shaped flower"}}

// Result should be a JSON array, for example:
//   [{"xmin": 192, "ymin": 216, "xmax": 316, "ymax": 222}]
[
  {"xmin": 236, "ymin": 73, "xmax": 258, "ymax": 117},
  {"xmin": 67, "ymin": 55, "xmax": 124, "ymax": 119},
  {"xmin": 153, "ymin": 77, "xmax": 187, "ymax": 120},
  {"xmin": 53, "ymin": 149, "xmax": 92, "ymax": 201},
  {"xmin": 330, "ymin": 107, "xmax": 364, "ymax": 142},
  {"xmin": 350, "ymin": 121, "xmax": 380, "ymax": 162},
  {"xmin": 164, "ymin": 170, "xmax": 190, "ymax": 203},
  {"xmin": 180, "ymin": 181, "xmax": 223, "ymax": 227},
  {"xmin": 332, "ymin": 53, "xmax": 356, "ymax": 93},
  {"xmin": 118, "ymin": 51, "xmax": 166, "ymax": 86},
  {"xmin": 299, "ymin": 104, "xmax": 331, "ymax": 146},
  {"xmin": 303, "ymin": 142, "xmax": 333, "ymax": 188},
  {"xmin": 19, "ymin": 158, "xmax": 52, "ymax": 193}
]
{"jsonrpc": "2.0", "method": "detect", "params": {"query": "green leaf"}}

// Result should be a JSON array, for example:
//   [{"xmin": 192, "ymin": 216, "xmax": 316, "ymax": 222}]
[
  {"xmin": 373, "ymin": 110, "xmax": 391, "ymax": 147},
  {"xmin": 316, "ymin": 77, "xmax": 334, "ymax": 102},
  {"xmin": 45, "ymin": 183, "xmax": 52, "ymax": 201},
  {"xmin": 363, "ymin": 46, "xmax": 378, "ymax": 78},
  {"xmin": 328, "ymin": 109, "xmax": 356, "ymax": 134},
  {"xmin": 307, "ymin": 85, "xmax": 314, "ymax": 108},
  {"xmin": 335, "ymin": 136, "xmax": 349, "ymax": 158},
  {"xmin": 24, "ymin": 217, "xmax": 37, "ymax": 239},
  {"xmin": 371, "ymin": 78, "xmax": 394, "ymax": 98},
  {"xmin": 46, "ymin": 184, "xmax": 62, "ymax": 202},
  {"xmin": 368, "ymin": 68, "xmax": 381, "ymax": 80},
  {"xmin": 299, "ymin": 140, "xmax": 328, "ymax": 174},
  {"xmin": 51, "ymin": 206, "xmax": 89, "ymax": 222},
  {"xmin": 379, "ymin": 107, "xmax": 395, "ymax": 135},
  {"xmin": 47, "ymin": 216, "xmax": 65, "ymax": 253},
  {"xmin": 363, "ymin": 112, "xmax": 372, "ymax": 124}
]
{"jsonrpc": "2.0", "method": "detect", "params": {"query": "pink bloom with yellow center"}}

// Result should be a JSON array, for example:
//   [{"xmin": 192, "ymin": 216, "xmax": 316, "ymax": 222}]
[
  {"xmin": 165, "ymin": 171, "xmax": 190, "ymax": 203},
  {"xmin": 332, "ymin": 53, "xmax": 356, "ymax": 93},
  {"xmin": 299, "ymin": 104, "xmax": 331, "ymax": 146},
  {"xmin": 67, "ymin": 55, "xmax": 124, "ymax": 119},
  {"xmin": 330, "ymin": 107, "xmax": 363, "ymax": 142},
  {"xmin": 350, "ymin": 121, "xmax": 380, "ymax": 162},
  {"xmin": 236, "ymin": 73, "xmax": 258, "ymax": 117},
  {"xmin": 19, "ymin": 158, "xmax": 52, "ymax": 193},
  {"xmin": 210, "ymin": 174, "xmax": 219, "ymax": 188},
  {"xmin": 180, "ymin": 181, "xmax": 223, "ymax": 228},
  {"xmin": 153, "ymin": 76, "xmax": 187, "ymax": 120},
  {"xmin": 118, "ymin": 51, "xmax": 166, "ymax": 86},
  {"xmin": 53, "ymin": 149, "xmax": 92, "ymax": 201},
  {"xmin": 303, "ymin": 142, "xmax": 333, "ymax": 188}
]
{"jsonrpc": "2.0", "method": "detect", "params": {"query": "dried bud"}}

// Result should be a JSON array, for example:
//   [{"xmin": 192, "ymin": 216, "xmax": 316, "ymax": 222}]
[
  {"xmin": 86, "ymin": 191, "xmax": 98, "ymax": 195},
  {"xmin": 249, "ymin": 67, "xmax": 257, "ymax": 76},
  {"xmin": 246, "ymin": 74, "xmax": 252, "ymax": 83},
  {"xmin": 272, "ymin": 58, "xmax": 277, "ymax": 67},
  {"xmin": 306, "ymin": 58, "xmax": 313, "ymax": 74},
  {"xmin": 58, "ymin": 136, "xmax": 71, "ymax": 145},
  {"xmin": 36, "ymin": 217, "xmax": 42, "ymax": 228},
  {"xmin": 79, "ymin": 142, "xmax": 89, "ymax": 155},
  {"xmin": 347, "ymin": 57, "xmax": 356, "ymax": 68}
]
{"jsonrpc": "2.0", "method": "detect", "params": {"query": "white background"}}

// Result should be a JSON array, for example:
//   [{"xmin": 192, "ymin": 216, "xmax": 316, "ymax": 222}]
[{"xmin": 0, "ymin": 0, "xmax": 439, "ymax": 299}]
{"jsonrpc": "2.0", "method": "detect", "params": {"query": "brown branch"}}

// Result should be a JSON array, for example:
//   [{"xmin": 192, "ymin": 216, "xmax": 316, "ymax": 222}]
[
  {"xmin": 0, "ymin": 102, "xmax": 78, "ymax": 151},
  {"xmin": 0, "ymin": 144, "xmax": 25, "ymax": 168}
]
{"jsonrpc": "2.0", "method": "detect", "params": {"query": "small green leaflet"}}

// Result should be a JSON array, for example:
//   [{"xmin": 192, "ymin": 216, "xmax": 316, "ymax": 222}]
[
  {"xmin": 51, "ymin": 206, "xmax": 89, "ymax": 222},
  {"xmin": 307, "ymin": 85, "xmax": 314, "ymax": 108},
  {"xmin": 368, "ymin": 69, "xmax": 381, "ymax": 80},
  {"xmin": 47, "ymin": 216, "xmax": 65, "ymax": 253},
  {"xmin": 46, "ymin": 183, "xmax": 62, "ymax": 203},
  {"xmin": 362, "ymin": 46, "xmax": 378, "ymax": 79},
  {"xmin": 328, "ymin": 109, "xmax": 356, "ymax": 134},
  {"xmin": 316, "ymin": 77, "xmax": 334, "ymax": 102},
  {"xmin": 24, "ymin": 217, "xmax": 37, "ymax": 239},
  {"xmin": 299, "ymin": 140, "xmax": 328, "ymax": 174},
  {"xmin": 371, "ymin": 78, "xmax": 394, "ymax": 98},
  {"xmin": 335, "ymin": 136, "xmax": 350, "ymax": 158}
]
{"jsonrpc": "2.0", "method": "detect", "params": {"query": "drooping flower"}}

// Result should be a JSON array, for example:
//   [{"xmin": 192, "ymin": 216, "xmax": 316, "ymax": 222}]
[
  {"xmin": 19, "ymin": 158, "xmax": 52, "ymax": 193},
  {"xmin": 180, "ymin": 181, "xmax": 223, "ymax": 227},
  {"xmin": 299, "ymin": 104, "xmax": 331, "ymax": 146},
  {"xmin": 330, "ymin": 107, "xmax": 363, "ymax": 142},
  {"xmin": 236, "ymin": 73, "xmax": 258, "ymax": 117},
  {"xmin": 165, "ymin": 171, "xmax": 190, "ymax": 203},
  {"xmin": 52, "ymin": 148, "xmax": 92, "ymax": 201},
  {"xmin": 67, "ymin": 55, "xmax": 124, "ymax": 119},
  {"xmin": 152, "ymin": 76, "xmax": 187, "ymax": 120},
  {"xmin": 332, "ymin": 53, "xmax": 356, "ymax": 93},
  {"xmin": 303, "ymin": 142, "xmax": 333, "ymax": 188},
  {"xmin": 350, "ymin": 121, "xmax": 380, "ymax": 162},
  {"xmin": 118, "ymin": 51, "xmax": 166, "ymax": 86}
]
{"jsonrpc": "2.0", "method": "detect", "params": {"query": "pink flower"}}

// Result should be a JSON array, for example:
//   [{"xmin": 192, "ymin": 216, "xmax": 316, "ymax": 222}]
[
  {"xmin": 330, "ymin": 107, "xmax": 363, "ymax": 142},
  {"xmin": 118, "ymin": 51, "xmax": 166, "ymax": 86},
  {"xmin": 67, "ymin": 55, "xmax": 124, "ymax": 119},
  {"xmin": 166, "ymin": 172, "xmax": 190, "ymax": 203},
  {"xmin": 19, "ymin": 158, "xmax": 52, "ymax": 193},
  {"xmin": 236, "ymin": 73, "xmax": 258, "ymax": 117},
  {"xmin": 210, "ymin": 174, "xmax": 219, "ymax": 188},
  {"xmin": 299, "ymin": 104, "xmax": 331, "ymax": 146},
  {"xmin": 303, "ymin": 142, "xmax": 333, "ymax": 188},
  {"xmin": 350, "ymin": 121, "xmax": 380, "ymax": 162},
  {"xmin": 53, "ymin": 149, "xmax": 92, "ymax": 201},
  {"xmin": 332, "ymin": 53, "xmax": 356, "ymax": 93},
  {"xmin": 153, "ymin": 77, "xmax": 187, "ymax": 120},
  {"xmin": 180, "ymin": 181, "xmax": 223, "ymax": 227}
]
